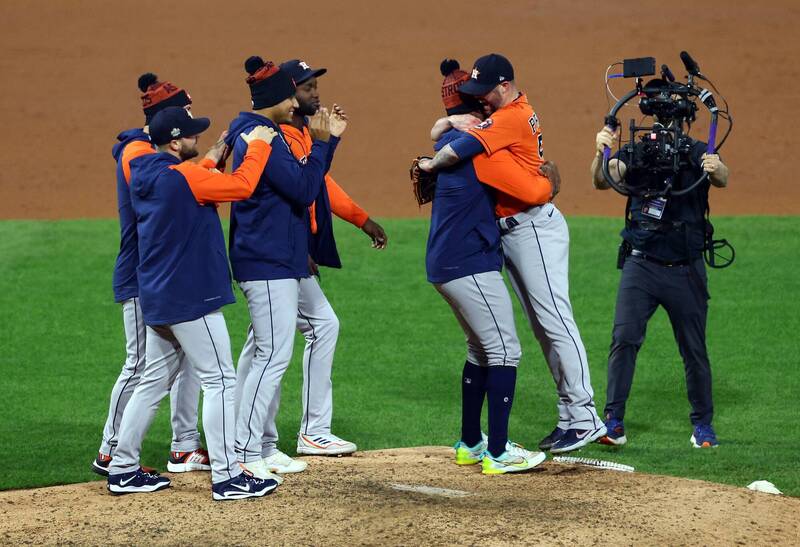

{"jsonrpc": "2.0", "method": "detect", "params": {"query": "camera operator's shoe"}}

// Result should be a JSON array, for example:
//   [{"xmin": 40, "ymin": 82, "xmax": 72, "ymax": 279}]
[
  {"xmin": 538, "ymin": 427, "xmax": 566, "ymax": 451},
  {"xmin": 551, "ymin": 425, "xmax": 608, "ymax": 454},
  {"xmin": 690, "ymin": 424, "xmax": 719, "ymax": 448},
  {"xmin": 597, "ymin": 418, "xmax": 627, "ymax": 446}
]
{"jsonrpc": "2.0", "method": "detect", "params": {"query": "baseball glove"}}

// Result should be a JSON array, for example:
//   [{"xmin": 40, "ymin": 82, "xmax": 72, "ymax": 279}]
[{"xmin": 410, "ymin": 156, "xmax": 437, "ymax": 206}]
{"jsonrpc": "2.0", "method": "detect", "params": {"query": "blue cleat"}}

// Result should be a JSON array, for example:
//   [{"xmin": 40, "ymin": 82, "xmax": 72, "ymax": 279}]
[
  {"xmin": 107, "ymin": 468, "xmax": 170, "ymax": 495},
  {"xmin": 212, "ymin": 471, "xmax": 279, "ymax": 501},
  {"xmin": 690, "ymin": 424, "xmax": 719, "ymax": 448},
  {"xmin": 550, "ymin": 425, "xmax": 608, "ymax": 454},
  {"xmin": 597, "ymin": 418, "xmax": 627, "ymax": 446},
  {"xmin": 538, "ymin": 427, "xmax": 567, "ymax": 451}
]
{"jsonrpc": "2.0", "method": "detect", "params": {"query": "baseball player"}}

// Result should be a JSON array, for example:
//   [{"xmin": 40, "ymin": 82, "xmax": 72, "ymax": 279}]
[
  {"xmin": 96, "ymin": 73, "xmax": 211, "ymax": 477},
  {"xmin": 223, "ymin": 56, "xmax": 347, "ymax": 480},
  {"xmin": 107, "ymin": 106, "xmax": 280, "ymax": 501},
  {"xmin": 233, "ymin": 59, "xmax": 386, "ymax": 473},
  {"xmin": 423, "ymin": 60, "xmax": 553, "ymax": 474},
  {"xmin": 422, "ymin": 54, "xmax": 606, "ymax": 454}
]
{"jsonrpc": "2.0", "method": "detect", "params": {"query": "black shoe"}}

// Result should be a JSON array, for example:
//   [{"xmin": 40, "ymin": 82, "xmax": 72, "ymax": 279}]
[{"xmin": 538, "ymin": 427, "xmax": 567, "ymax": 451}]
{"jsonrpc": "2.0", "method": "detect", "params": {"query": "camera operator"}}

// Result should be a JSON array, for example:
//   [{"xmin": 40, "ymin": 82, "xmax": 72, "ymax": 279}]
[{"xmin": 589, "ymin": 79, "xmax": 729, "ymax": 449}]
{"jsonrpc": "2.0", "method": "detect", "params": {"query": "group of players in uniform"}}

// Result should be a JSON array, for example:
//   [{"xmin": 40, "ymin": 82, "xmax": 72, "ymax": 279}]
[
  {"xmin": 98, "ymin": 57, "xmax": 386, "ymax": 501},
  {"xmin": 97, "ymin": 51, "xmax": 723, "ymax": 500}
]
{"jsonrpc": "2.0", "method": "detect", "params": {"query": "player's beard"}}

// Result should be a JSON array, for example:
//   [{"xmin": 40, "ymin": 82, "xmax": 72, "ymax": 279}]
[
  {"xmin": 179, "ymin": 142, "xmax": 199, "ymax": 161},
  {"xmin": 295, "ymin": 100, "xmax": 318, "ymax": 117}
]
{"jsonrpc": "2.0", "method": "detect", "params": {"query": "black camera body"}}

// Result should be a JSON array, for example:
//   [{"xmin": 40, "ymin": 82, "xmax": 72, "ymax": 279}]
[{"xmin": 622, "ymin": 123, "xmax": 695, "ymax": 194}]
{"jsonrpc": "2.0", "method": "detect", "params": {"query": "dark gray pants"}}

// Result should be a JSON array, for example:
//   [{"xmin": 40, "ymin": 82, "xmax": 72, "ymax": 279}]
[{"xmin": 604, "ymin": 256, "xmax": 713, "ymax": 426}]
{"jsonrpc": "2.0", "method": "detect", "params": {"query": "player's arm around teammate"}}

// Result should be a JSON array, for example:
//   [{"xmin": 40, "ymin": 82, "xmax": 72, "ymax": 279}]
[
  {"xmin": 107, "ymin": 106, "xmax": 281, "ymax": 501},
  {"xmin": 223, "ymin": 56, "xmax": 348, "ymax": 479},
  {"xmin": 97, "ymin": 73, "xmax": 211, "ymax": 479},
  {"xmin": 441, "ymin": 55, "xmax": 607, "ymax": 453}
]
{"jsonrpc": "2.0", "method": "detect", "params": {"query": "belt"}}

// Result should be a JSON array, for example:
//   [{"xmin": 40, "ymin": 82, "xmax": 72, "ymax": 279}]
[
  {"xmin": 497, "ymin": 216, "xmax": 519, "ymax": 235},
  {"xmin": 630, "ymin": 249, "xmax": 690, "ymax": 267}
]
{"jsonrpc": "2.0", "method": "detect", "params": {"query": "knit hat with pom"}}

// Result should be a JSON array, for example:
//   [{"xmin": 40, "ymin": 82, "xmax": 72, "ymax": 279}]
[
  {"xmin": 244, "ymin": 56, "xmax": 296, "ymax": 110},
  {"xmin": 138, "ymin": 73, "xmax": 192, "ymax": 124}
]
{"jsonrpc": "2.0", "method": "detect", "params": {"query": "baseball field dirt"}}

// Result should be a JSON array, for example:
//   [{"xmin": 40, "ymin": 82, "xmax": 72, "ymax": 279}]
[
  {"xmin": 1, "ymin": 447, "xmax": 797, "ymax": 546},
  {"xmin": 1, "ymin": 0, "xmax": 799, "ymax": 220}
]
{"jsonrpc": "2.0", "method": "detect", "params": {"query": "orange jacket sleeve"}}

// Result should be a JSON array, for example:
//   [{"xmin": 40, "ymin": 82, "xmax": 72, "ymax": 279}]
[
  {"xmin": 326, "ymin": 175, "xmax": 370, "ymax": 228},
  {"xmin": 472, "ymin": 150, "xmax": 552, "ymax": 206},
  {"xmin": 121, "ymin": 141, "xmax": 155, "ymax": 184},
  {"xmin": 172, "ymin": 140, "xmax": 271, "ymax": 204},
  {"xmin": 198, "ymin": 157, "xmax": 218, "ymax": 170}
]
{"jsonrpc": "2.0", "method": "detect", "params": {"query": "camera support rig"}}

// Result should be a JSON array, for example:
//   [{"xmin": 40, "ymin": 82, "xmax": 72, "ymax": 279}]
[{"xmin": 600, "ymin": 53, "xmax": 725, "ymax": 198}]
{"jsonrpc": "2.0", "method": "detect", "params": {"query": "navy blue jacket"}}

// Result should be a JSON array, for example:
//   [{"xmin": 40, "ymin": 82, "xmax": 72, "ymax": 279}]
[
  {"xmin": 111, "ymin": 129, "xmax": 152, "ymax": 302},
  {"xmin": 129, "ymin": 153, "xmax": 235, "ymax": 326},
  {"xmin": 426, "ymin": 130, "xmax": 503, "ymax": 283},
  {"xmin": 225, "ymin": 112, "xmax": 338, "ymax": 281}
]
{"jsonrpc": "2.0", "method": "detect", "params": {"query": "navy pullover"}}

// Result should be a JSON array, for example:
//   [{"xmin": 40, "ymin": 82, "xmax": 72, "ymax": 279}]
[
  {"xmin": 426, "ymin": 130, "xmax": 503, "ymax": 284},
  {"xmin": 225, "ymin": 112, "xmax": 338, "ymax": 281},
  {"xmin": 111, "ymin": 128, "xmax": 153, "ymax": 302}
]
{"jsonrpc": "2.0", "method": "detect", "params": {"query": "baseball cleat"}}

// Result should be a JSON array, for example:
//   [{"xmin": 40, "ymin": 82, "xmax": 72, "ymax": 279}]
[
  {"xmin": 538, "ymin": 427, "xmax": 567, "ymax": 451},
  {"xmin": 597, "ymin": 418, "xmax": 627, "ymax": 446},
  {"xmin": 481, "ymin": 445, "xmax": 547, "ymax": 475},
  {"xmin": 92, "ymin": 452, "xmax": 157, "ymax": 477},
  {"xmin": 212, "ymin": 471, "xmax": 278, "ymax": 501},
  {"xmin": 454, "ymin": 440, "xmax": 486, "ymax": 465},
  {"xmin": 454, "ymin": 434, "xmax": 523, "ymax": 465},
  {"xmin": 107, "ymin": 468, "xmax": 170, "ymax": 495},
  {"xmin": 261, "ymin": 450, "xmax": 308, "ymax": 473},
  {"xmin": 690, "ymin": 424, "xmax": 719, "ymax": 448},
  {"xmin": 550, "ymin": 425, "xmax": 608, "ymax": 454},
  {"xmin": 238, "ymin": 460, "xmax": 284, "ymax": 485},
  {"xmin": 297, "ymin": 433, "xmax": 356, "ymax": 456},
  {"xmin": 167, "ymin": 448, "xmax": 211, "ymax": 473},
  {"xmin": 92, "ymin": 452, "xmax": 113, "ymax": 477}
]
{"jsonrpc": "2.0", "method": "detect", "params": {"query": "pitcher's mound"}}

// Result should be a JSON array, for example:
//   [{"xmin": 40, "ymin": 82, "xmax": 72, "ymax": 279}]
[{"xmin": 1, "ymin": 447, "xmax": 797, "ymax": 545}]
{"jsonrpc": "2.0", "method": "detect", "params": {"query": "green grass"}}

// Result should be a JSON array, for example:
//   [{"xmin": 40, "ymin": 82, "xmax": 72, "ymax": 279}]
[{"xmin": 1, "ymin": 217, "xmax": 798, "ymax": 495}]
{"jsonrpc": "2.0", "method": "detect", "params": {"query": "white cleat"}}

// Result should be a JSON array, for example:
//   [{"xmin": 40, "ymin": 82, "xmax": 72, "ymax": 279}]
[
  {"xmin": 297, "ymin": 433, "xmax": 357, "ymax": 456},
  {"xmin": 262, "ymin": 450, "xmax": 308, "ymax": 473},
  {"xmin": 239, "ymin": 460, "xmax": 284, "ymax": 485}
]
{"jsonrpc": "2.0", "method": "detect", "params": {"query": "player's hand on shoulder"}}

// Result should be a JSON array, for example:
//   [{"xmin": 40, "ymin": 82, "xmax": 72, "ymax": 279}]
[
  {"xmin": 309, "ymin": 108, "xmax": 332, "ymax": 142},
  {"xmin": 596, "ymin": 127, "xmax": 617, "ymax": 154},
  {"xmin": 449, "ymin": 114, "xmax": 482, "ymax": 132},
  {"xmin": 361, "ymin": 218, "xmax": 387, "ymax": 249},
  {"xmin": 329, "ymin": 104, "xmax": 348, "ymax": 137},
  {"xmin": 701, "ymin": 153, "xmax": 721, "ymax": 173},
  {"xmin": 242, "ymin": 125, "xmax": 277, "ymax": 145}
]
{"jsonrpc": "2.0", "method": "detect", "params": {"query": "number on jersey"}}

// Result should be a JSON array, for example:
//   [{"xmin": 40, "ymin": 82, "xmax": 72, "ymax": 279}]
[{"xmin": 529, "ymin": 114, "xmax": 543, "ymax": 158}]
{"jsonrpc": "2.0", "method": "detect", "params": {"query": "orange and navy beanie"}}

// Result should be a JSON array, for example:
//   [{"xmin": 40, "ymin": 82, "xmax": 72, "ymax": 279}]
[
  {"xmin": 138, "ymin": 73, "xmax": 192, "ymax": 124},
  {"xmin": 245, "ymin": 56, "xmax": 296, "ymax": 110},
  {"xmin": 440, "ymin": 59, "xmax": 479, "ymax": 116}
]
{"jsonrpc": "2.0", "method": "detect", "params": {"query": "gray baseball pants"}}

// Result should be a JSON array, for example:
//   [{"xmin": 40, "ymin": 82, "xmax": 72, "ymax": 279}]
[
  {"xmin": 99, "ymin": 297, "xmax": 201, "ymax": 456},
  {"xmin": 235, "ymin": 276, "xmax": 339, "ymax": 458},
  {"xmin": 499, "ymin": 204, "xmax": 602, "ymax": 430},
  {"xmin": 235, "ymin": 279, "xmax": 300, "ymax": 463},
  {"xmin": 434, "ymin": 271, "xmax": 522, "ymax": 368},
  {"xmin": 108, "ymin": 310, "xmax": 241, "ymax": 484}
]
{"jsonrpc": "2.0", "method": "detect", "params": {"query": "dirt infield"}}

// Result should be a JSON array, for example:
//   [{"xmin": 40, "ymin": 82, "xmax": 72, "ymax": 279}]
[
  {"xmin": 1, "ymin": 0, "xmax": 799, "ymax": 220},
  {"xmin": 1, "ymin": 447, "xmax": 797, "ymax": 545}
]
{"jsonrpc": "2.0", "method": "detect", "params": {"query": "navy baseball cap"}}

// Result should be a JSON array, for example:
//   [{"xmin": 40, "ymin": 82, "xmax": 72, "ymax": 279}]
[
  {"xmin": 148, "ymin": 106, "xmax": 210, "ymax": 146},
  {"xmin": 458, "ymin": 53, "xmax": 515, "ymax": 96},
  {"xmin": 279, "ymin": 59, "xmax": 327, "ymax": 85}
]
